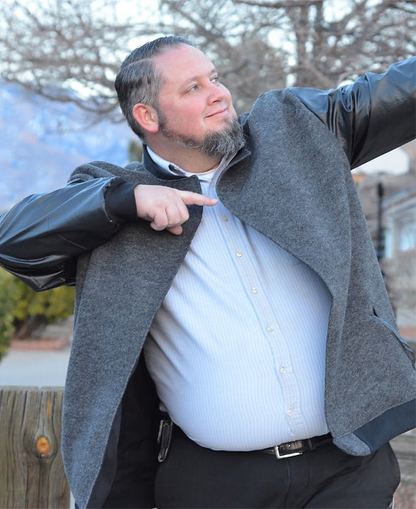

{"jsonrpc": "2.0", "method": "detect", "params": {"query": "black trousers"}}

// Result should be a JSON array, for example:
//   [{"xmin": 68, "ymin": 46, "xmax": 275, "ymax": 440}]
[{"xmin": 155, "ymin": 427, "xmax": 400, "ymax": 508}]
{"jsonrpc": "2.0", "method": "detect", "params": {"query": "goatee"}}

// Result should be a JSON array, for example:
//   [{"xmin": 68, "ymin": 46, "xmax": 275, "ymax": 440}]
[{"xmin": 158, "ymin": 115, "xmax": 244, "ymax": 158}]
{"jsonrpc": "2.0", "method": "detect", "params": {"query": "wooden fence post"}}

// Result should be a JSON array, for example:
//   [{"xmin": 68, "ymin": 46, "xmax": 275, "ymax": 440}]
[{"xmin": 0, "ymin": 386, "xmax": 70, "ymax": 509}]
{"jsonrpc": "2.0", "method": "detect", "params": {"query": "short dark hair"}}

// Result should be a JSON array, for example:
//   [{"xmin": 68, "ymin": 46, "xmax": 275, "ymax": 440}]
[{"xmin": 115, "ymin": 36, "xmax": 195, "ymax": 140}]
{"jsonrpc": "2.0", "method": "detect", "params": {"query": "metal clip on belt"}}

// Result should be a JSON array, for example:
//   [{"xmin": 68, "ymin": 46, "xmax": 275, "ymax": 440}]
[{"xmin": 157, "ymin": 419, "xmax": 173, "ymax": 462}]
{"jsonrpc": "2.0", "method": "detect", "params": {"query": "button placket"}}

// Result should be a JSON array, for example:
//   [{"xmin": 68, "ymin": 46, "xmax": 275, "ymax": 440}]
[{"xmin": 207, "ymin": 189, "xmax": 307, "ymax": 438}]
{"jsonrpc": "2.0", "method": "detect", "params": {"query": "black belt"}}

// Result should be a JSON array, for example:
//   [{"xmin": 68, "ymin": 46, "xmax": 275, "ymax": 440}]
[
  {"xmin": 158, "ymin": 416, "xmax": 332, "ymax": 462},
  {"xmin": 261, "ymin": 433, "xmax": 333, "ymax": 459}
]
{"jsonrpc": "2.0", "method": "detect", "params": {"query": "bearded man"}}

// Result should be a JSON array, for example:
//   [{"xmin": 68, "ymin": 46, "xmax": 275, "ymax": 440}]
[{"xmin": 0, "ymin": 36, "xmax": 415, "ymax": 509}]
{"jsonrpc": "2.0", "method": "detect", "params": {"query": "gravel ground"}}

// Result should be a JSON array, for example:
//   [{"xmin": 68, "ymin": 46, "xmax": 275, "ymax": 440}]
[
  {"xmin": 394, "ymin": 481, "xmax": 416, "ymax": 509},
  {"xmin": 391, "ymin": 428, "xmax": 416, "ymax": 509},
  {"xmin": 392, "ymin": 338, "xmax": 416, "ymax": 509}
]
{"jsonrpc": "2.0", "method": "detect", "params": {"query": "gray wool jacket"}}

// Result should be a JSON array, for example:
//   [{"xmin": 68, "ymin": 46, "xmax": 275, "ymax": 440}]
[{"xmin": 0, "ymin": 58, "xmax": 415, "ymax": 509}]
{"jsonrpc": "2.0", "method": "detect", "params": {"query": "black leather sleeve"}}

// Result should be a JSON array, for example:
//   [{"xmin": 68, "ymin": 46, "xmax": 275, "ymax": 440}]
[
  {"xmin": 0, "ymin": 177, "xmax": 125, "ymax": 290},
  {"xmin": 290, "ymin": 57, "xmax": 416, "ymax": 168}
]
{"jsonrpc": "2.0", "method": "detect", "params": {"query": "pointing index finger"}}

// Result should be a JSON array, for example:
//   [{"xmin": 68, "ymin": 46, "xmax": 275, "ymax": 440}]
[{"xmin": 177, "ymin": 190, "xmax": 218, "ymax": 207}]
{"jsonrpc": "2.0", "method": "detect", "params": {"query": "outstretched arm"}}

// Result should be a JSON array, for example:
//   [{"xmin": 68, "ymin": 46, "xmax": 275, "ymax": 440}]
[
  {"xmin": 290, "ymin": 57, "xmax": 416, "ymax": 168},
  {"xmin": 0, "ymin": 177, "xmax": 216, "ymax": 290},
  {"xmin": 0, "ymin": 178, "xmax": 123, "ymax": 290}
]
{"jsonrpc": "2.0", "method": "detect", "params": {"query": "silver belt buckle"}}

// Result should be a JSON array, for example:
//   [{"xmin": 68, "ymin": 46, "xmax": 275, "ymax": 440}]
[{"xmin": 273, "ymin": 444, "xmax": 303, "ymax": 459}]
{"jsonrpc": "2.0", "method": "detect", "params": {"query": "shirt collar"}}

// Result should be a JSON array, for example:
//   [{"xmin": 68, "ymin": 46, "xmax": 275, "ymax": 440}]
[{"xmin": 146, "ymin": 146, "xmax": 236, "ymax": 184}]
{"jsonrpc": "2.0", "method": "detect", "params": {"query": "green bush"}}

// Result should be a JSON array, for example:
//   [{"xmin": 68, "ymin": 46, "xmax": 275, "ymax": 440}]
[
  {"xmin": 128, "ymin": 140, "xmax": 143, "ymax": 162},
  {"xmin": 0, "ymin": 268, "xmax": 75, "ymax": 361},
  {"xmin": 0, "ymin": 269, "xmax": 19, "ymax": 361}
]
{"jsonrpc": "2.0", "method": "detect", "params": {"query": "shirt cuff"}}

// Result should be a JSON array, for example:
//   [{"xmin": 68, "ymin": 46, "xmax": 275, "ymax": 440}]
[{"xmin": 104, "ymin": 179, "xmax": 137, "ymax": 223}]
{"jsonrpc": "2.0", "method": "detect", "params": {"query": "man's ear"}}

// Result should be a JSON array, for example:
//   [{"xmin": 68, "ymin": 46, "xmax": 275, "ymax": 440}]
[{"xmin": 132, "ymin": 103, "xmax": 159, "ymax": 134}]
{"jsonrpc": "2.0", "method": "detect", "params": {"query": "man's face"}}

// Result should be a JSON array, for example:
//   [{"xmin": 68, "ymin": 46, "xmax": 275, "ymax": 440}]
[{"xmin": 153, "ymin": 44, "xmax": 241, "ymax": 157}]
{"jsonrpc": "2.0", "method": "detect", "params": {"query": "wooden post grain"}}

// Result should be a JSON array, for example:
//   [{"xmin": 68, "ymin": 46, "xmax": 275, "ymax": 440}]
[{"xmin": 0, "ymin": 386, "xmax": 70, "ymax": 509}]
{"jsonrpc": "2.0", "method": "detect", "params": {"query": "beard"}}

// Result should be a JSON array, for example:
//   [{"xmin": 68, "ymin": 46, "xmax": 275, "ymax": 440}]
[{"xmin": 157, "ymin": 112, "xmax": 244, "ymax": 158}]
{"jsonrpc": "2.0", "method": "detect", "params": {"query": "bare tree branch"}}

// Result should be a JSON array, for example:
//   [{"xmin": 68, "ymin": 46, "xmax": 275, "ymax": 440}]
[{"xmin": 0, "ymin": 0, "xmax": 414, "ymax": 119}]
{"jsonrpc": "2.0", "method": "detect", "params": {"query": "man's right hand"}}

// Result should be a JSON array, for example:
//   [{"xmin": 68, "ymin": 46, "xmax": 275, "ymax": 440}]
[{"xmin": 133, "ymin": 184, "xmax": 218, "ymax": 235}]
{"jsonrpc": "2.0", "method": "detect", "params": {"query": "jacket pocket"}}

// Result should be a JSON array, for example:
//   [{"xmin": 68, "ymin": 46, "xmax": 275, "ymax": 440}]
[{"xmin": 372, "ymin": 308, "xmax": 415, "ymax": 367}]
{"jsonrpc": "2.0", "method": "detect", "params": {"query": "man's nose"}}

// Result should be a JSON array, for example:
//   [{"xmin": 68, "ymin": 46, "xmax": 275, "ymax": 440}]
[{"xmin": 207, "ymin": 82, "xmax": 225, "ymax": 103}]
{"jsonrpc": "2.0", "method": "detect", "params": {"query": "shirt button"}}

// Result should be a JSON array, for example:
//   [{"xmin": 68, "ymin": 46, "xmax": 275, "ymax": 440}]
[
  {"xmin": 252, "ymin": 287, "xmax": 258, "ymax": 294},
  {"xmin": 280, "ymin": 367, "xmax": 286, "ymax": 374},
  {"xmin": 222, "ymin": 216, "xmax": 229, "ymax": 222},
  {"xmin": 286, "ymin": 409, "xmax": 293, "ymax": 417},
  {"xmin": 267, "ymin": 325, "xmax": 274, "ymax": 332},
  {"xmin": 236, "ymin": 251, "xmax": 243, "ymax": 257}
]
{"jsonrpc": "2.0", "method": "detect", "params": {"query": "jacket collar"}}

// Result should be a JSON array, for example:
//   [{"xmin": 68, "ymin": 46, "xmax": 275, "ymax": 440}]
[{"xmin": 142, "ymin": 144, "xmax": 251, "ymax": 182}]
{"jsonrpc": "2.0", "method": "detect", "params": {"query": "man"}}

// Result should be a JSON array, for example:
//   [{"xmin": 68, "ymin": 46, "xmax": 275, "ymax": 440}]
[{"xmin": 0, "ymin": 36, "xmax": 415, "ymax": 509}]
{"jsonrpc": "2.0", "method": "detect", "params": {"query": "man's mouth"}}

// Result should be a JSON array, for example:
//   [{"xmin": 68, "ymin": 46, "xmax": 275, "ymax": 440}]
[{"xmin": 207, "ymin": 108, "xmax": 228, "ymax": 119}]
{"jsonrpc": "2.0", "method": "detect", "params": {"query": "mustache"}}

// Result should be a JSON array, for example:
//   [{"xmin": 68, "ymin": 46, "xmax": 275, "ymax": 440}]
[{"xmin": 159, "ymin": 116, "xmax": 244, "ymax": 158}]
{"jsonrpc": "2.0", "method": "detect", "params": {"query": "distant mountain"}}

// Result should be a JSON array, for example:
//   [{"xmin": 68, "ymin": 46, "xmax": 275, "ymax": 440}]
[{"xmin": 0, "ymin": 81, "xmax": 136, "ymax": 212}]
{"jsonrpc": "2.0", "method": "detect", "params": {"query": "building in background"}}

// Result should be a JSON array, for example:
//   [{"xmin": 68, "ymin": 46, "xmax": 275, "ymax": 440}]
[{"xmin": 353, "ymin": 141, "xmax": 416, "ymax": 342}]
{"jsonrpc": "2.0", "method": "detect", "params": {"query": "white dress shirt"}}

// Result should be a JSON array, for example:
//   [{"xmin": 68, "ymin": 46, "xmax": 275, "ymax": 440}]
[{"xmin": 144, "ymin": 148, "xmax": 332, "ymax": 451}]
